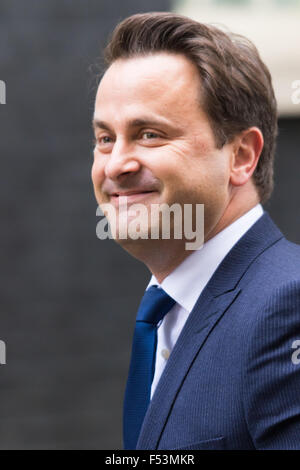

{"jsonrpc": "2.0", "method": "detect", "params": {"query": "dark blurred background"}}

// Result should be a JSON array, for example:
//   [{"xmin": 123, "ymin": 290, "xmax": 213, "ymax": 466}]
[{"xmin": 0, "ymin": 0, "xmax": 299, "ymax": 450}]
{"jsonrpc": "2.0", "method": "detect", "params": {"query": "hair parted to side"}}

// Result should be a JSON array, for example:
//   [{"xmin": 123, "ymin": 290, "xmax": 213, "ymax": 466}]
[{"xmin": 104, "ymin": 12, "xmax": 278, "ymax": 204}]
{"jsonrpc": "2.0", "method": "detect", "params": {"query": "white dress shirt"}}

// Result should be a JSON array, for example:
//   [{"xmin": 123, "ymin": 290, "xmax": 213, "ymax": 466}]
[{"xmin": 147, "ymin": 203, "xmax": 264, "ymax": 398}]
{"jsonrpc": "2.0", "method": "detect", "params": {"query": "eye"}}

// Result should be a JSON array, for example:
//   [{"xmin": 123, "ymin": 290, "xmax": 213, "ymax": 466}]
[
  {"xmin": 97, "ymin": 136, "xmax": 113, "ymax": 145},
  {"xmin": 141, "ymin": 131, "xmax": 160, "ymax": 140},
  {"xmin": 94, "ymin": 135, "xmax": 114, "ymax": 152}
]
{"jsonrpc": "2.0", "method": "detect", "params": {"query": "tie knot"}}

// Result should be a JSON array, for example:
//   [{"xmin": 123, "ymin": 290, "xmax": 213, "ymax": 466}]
[{"xmin": 136, "ymin": 285, "xmax": 176, "ymax": 325}]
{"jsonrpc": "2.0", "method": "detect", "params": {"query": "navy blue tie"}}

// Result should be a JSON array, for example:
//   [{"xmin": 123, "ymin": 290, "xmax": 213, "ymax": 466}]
[{"xmin": 123, "ymin": 285, "xmax": 176, "ymax": 450}]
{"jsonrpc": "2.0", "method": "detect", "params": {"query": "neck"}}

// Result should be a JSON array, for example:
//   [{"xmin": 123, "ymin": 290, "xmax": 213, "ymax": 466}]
[
  {"xmin": 121, "ymin": 238, "xmax": 193, "ymax": 284},
  {"xmin": 144, "ymin": 241, "xmax": 195, "ymax": 284}
]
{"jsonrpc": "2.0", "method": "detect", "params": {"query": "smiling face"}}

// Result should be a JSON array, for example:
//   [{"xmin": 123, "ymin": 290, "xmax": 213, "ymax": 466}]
[{"xmin": 92, "ymin": 52, "xmax": 234, "ymax": 253}]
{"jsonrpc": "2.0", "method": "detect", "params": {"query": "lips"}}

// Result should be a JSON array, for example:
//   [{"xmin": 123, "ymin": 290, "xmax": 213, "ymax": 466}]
[
  {"xmin": 110, "ymin": 190, "xmax": 157, "ymax": 205},
  {"xmin": 111, "ymin": 190, "xmax": 155, "ymax": 197}
]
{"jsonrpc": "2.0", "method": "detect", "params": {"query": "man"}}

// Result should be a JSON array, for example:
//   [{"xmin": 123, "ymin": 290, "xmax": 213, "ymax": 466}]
[{"xmin": 91, "ymin": 12, "xmax": 300, "ymax": 450}]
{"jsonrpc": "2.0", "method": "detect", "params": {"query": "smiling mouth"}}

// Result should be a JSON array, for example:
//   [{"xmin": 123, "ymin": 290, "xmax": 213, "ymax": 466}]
[{"xmin": 110, "ymin": 190, "xmax": 157, "ymax": 204}]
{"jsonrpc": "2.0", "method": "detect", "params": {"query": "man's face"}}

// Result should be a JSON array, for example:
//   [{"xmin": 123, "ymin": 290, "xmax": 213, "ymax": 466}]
[{"xmin": 92, "ymin": 52, "xmax": 233, "ymax": 246}]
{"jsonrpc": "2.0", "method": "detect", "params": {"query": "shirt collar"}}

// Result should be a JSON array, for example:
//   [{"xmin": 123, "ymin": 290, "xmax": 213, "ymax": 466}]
[{"xmin": 147, "ymin": 203, "xmax": 264, "ymax": 312}]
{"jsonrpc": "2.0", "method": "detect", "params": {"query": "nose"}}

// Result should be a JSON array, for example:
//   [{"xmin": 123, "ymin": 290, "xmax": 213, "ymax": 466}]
[{"xmin": 104, "ymin": 138, "xmax": 141, "ymax": 181}]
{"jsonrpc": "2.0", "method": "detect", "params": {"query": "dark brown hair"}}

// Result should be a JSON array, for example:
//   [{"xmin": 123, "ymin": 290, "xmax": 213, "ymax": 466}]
[{"xmin": 104, "ymin": 12, "xmax": 278, "ymax": 203}]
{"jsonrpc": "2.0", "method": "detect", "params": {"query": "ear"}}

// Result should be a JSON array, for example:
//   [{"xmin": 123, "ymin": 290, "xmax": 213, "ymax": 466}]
[{"xmin": 230, "ymin": 127, "xmax": 264, "ymax": 187}]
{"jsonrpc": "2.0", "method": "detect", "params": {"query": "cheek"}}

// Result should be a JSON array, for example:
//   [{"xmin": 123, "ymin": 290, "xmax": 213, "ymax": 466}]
[{"xmin": 91, "ymin": 152, "xmax": 105, "ymax": 187}]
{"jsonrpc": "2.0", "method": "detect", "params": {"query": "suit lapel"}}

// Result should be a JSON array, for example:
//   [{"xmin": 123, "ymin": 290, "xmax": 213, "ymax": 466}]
[{"xmin": 136, "ymin": 212, "xmax": 284, "ymax": 450}]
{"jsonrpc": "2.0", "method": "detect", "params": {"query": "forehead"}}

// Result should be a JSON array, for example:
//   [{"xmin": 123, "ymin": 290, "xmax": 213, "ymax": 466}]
[{"xmin": 94, "ymin": 53, "xmax": 202, "ymax": 124}]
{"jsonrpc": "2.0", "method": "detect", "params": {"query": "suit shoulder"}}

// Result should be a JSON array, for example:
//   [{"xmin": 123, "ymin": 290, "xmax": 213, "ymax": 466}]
[
  {"xmin": 249, "ymin": 236, "xmax": 300, "ymax": 283},
  {"xmin": 237, "ymin": 237, "xmax": 300, "ymax": 329}
]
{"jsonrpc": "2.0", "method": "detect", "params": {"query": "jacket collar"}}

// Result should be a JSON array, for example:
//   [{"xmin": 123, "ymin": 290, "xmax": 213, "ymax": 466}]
[{"xmin": 147, "ymin": 204, "xmax": 264, "ymax": 312}]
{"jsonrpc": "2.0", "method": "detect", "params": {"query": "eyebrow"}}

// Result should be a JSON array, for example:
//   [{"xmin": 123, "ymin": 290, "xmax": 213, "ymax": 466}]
[{"xmin": 92, "ymin": 116, "xmax": 176, "ymax": 133}]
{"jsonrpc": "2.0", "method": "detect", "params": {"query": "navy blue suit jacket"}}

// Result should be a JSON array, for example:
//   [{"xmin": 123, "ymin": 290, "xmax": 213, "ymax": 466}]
[{"xmin": 136, "ymin": 212, "xmax": 300, "ymax": 450}]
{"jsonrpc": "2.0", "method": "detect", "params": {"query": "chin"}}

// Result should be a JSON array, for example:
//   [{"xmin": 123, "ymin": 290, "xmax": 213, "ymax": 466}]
[{"xmin": 114, "ymin": 236, "xmax": 157, "ymax": 263}]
